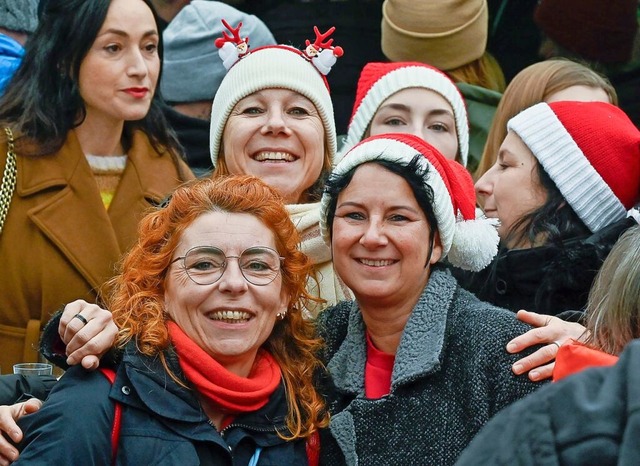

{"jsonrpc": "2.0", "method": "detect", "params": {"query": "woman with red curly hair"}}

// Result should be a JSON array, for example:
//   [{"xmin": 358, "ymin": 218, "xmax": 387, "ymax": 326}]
[{"xmin": 10, "ymin": 176, "xmax": 328, "ymax": 465}]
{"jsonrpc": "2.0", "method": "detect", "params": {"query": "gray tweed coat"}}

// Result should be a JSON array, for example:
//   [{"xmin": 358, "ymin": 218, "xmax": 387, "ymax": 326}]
[{"xmin": 316, "ymin": 268, "xmax": 544, "ymax": 466}]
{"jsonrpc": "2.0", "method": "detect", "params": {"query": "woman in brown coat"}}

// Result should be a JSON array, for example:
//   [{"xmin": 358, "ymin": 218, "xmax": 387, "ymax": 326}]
[{"xmin": 0, "ymin": 0, "xmax": 193, "ymax": 370}]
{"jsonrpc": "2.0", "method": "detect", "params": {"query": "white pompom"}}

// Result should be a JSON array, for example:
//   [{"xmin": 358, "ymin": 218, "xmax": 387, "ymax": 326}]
[
  {"xmin": 447, "ymin": 217, "xmax": 500, "ymax": 272},
  {"xmin": 218, "ymin": 42, "xmax": 239, "ymax": 70},
  {"xmin": 312, "ymin": 49, "xmax": 337, "ymax": 75}
]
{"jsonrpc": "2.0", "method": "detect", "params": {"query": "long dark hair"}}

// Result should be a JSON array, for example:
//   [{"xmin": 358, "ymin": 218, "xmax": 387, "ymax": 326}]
[
  {"xmin": 0, "ymin": 0, "xmax": 181, "ymax": 158},
  {"xmin": 503, "ymin": 162, "xmax": 590, "ymax": 248},
  {"xmin": 324, "ymin": 155, "xmax": 439, "ymax": 258}
]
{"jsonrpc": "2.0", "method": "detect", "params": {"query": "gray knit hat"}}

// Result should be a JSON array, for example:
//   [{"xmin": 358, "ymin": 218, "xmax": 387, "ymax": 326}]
[
  {"xmin": 161, "ymin": 1, "xmax": 276, "ymax": 103},
  {"xmin": 0, "ymin": 0, "xmax": 39, "ymax": 33}
]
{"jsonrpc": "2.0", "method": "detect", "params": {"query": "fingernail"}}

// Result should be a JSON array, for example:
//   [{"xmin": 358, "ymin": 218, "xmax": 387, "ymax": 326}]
[
  {"xmin": 507, "ymin": 342, "xmax": 517, "ymax": 352},
  {"xmin": 512, "ymin": 364, "xmax": 523, "ymax": 374},
  {"xmin": 530, "ymin": 370, "xmax": 539, "ymax": 380}
]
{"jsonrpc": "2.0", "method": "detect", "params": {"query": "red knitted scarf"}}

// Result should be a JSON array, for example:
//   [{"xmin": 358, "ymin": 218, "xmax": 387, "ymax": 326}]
[{"xmin": 168, "ymin": 321, "xmax": 281, "ymax": 414}]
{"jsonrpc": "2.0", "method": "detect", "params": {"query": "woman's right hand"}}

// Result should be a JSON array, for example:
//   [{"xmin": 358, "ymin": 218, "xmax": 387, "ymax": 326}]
[
  {"xmin": 59, "ymin": 300, "xmax": 118, "ymax": 369},
  {"xmin": 0, "ymin": 399, "xmax": 42, "ymax": 465}
]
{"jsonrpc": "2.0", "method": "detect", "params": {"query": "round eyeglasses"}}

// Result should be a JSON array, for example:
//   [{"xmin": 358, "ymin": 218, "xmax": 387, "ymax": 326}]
[{"xmin": 171, "ymin": 246, "xmax": 284, "ymax": 286}]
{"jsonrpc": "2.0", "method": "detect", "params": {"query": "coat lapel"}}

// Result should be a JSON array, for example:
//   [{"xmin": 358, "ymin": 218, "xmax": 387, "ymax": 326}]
[
  {"xmin": 327, "ymin": 269, "xmax": 457, "ymax": 394},
  {"xmin": 18, "ymin": 132, "xmax": 125, "ymax": 290},
  {"xmin": 327, "ymin": 301, "xmax": 368, "ymax": 395},
  {"xmin": 108, "ymin": 131, "xmax": 180, "ymax": 249},
  {"xmin": 391, "ymin": 269, "xmax": 455, "ymax": 387}
]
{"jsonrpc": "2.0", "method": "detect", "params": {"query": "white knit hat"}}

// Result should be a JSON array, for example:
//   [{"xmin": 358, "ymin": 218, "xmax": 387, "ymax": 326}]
[
  {"xmin": 507, "ymin": 101, "xmax": 640, "ymax": 233},
  {"xmin": 338, "ymin": 61, "xmax": 469, "ymax": 167},
  {"xmin": 209, "ymin": 22, "xmax": 344, "ymax": 168},
  {"xmin": 320, "ymin": 133, "xmax": 499, "ymax": 271}
]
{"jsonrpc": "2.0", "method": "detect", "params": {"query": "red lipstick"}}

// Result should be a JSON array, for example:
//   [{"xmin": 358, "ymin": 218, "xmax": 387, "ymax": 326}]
[{"xmin": 124, "ymin": 87, "xmax": 149, "ymax": 98}]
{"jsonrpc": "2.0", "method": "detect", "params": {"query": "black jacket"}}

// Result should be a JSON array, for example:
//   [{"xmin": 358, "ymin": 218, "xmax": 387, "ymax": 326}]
[
  {"xmin": 15, "ymin": 343, "xmax": 309, "ymax": 465},
  {"xmin": 0, "ymin": 374, "xmax": 57, "ymax": 405},
  {"xmin": 454, "ymin": 217, "xmax": 636, "ymax": 316},
  {"xmin": 162, "ymin": 103, "xmax": 212, "ymax": 177},
  {"xmin": 456, "ymin": 338, "xmax": 640, "ymax": 465}
]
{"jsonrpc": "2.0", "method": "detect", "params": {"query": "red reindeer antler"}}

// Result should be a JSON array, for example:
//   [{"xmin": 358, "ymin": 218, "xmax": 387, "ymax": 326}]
[
  {"xmin": 214, "ymin": 20, "xmax": 245, "ymax": 48},
  {"xmin": 305, "ymin": 26, "xmax": 337, "ymax": 50}
]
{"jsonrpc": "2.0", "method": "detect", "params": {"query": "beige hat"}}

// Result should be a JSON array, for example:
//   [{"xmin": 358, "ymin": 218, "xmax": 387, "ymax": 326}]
[{"xmin": 381, "ymin": 0, "xmax": 488, "ymax": 70}]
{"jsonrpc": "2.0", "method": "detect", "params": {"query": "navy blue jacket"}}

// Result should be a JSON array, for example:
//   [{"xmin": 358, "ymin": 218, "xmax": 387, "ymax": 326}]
[
  {"xmin": 15, "ymin": 343, "xmax": 309, "ymax": 465},
  {"xmin": 0, "ymin": 374, "xmax": 57, "ymax": 405}
]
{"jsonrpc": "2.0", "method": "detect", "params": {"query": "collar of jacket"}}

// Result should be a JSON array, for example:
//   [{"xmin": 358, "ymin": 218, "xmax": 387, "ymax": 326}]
[
  {"xmin": 327, "ymin": 267, "xmax": 456, "ymax": 395},
  {"xmin": 498, "ymin": 216, "xmax": 637, "ymax": 294},
  {"xmin": 16, "ymin": 129, "xmax": 174, "ymax": 201},
  {"xmin": 14, "ymin": 129, "xmax": 176, "ymax": 289},
  {"xmin": 111, "ymin": 342, "xmax": 291, "ymax": 443}
]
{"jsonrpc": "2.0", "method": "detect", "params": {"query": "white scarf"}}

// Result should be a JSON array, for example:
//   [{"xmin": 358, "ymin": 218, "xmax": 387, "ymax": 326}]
[{"xmin": 287, "ymin": 202, "xmax": 352, "ymax": 317}]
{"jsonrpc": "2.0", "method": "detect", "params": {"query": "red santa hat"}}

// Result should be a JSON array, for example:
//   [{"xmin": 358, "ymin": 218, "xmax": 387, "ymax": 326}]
[
  {"xmin": 339, "ymin": 61, "xmax": 470, "ymax": 167},
  {"xmin": 507, "ymin": 101, "xmax": 640, "ymax": 232},
  {"xmin": 321, "ymin": 133, "xmax": 499, "ymax": 271}
]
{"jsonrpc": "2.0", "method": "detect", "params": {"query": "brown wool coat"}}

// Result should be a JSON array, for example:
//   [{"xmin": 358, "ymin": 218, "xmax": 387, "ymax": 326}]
[{"xmin": 0, "ymin": 130, "xmax": 194, "ymax": 370}]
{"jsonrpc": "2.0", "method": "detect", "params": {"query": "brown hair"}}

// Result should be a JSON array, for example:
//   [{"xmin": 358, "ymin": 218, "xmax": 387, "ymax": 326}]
[
  {"xmin": 446, "ymin": 51, "xmax": 506, "ymax": 93},
  {"xmin": 107, "ymin": 175, "xmax": 328, "ymax": 438},
  {"xmin": 583, "ymin": 225, "xmax": 640, "ymax": 355},
  {"xmin": 475, "ymin": 58, "xmax": 617, "ymax": 180}
]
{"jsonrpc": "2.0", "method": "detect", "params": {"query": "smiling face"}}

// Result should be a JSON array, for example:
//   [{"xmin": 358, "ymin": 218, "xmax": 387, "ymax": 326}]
[
  {"xmin": 221, "ymin": 89, "xmax": 326, "ymax": 204},
  {"xmin": 368, "ymin": 88, "xmax": 459, "ymax": 161},
  {"xmin": 164, "ymin": 211, "xmax": 288, "ymax": 376},
  {"xmin": 475, "ymin": 131, "xmax": 548, "ymax": 248},
  {"xmin": 331, "ymin": 163, "xmax": 442, "ymax": 309},
  {"xmin": 78, "ymin": 0, "xmax": 160, "ymax": 129}
]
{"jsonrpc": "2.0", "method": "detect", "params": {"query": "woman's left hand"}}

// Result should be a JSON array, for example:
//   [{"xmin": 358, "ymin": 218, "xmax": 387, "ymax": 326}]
[{"xmin": 506, "ymin": 310, "xmax": 586, "ymax": 381}]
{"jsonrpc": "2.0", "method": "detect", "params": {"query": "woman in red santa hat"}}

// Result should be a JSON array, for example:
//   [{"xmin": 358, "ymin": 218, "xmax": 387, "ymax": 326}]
[
  {"xmin": 461, "ymin": 100, "xmax": 640, "ymax": 378},
  {"xmin": 316, "ymin": 133, "xmax": 542, "ymax": 465}
]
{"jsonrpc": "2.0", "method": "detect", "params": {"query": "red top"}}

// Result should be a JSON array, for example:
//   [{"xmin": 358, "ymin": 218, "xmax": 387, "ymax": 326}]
[
  {"xmin": 365, "ymin": 332, "xmax": 396, "ymax": 399},
  {"xmin": 552, "ymin": 340, "xmax": 619, "ymax": 382}
]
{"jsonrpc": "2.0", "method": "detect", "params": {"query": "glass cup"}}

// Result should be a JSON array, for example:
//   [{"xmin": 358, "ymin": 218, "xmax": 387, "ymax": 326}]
[{"xmin": 13, "ymin": 362, "xmax": 53, "ymax": 376}]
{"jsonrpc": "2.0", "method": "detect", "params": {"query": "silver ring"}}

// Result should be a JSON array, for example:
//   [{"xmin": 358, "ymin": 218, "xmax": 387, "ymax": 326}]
[
  {"xmin": 73, "ymin": 313, "xmax": 88, "ymax": 326},
  {"xmin": 550, "ymin": 341, "xmax": 560, "ymax": 349}
]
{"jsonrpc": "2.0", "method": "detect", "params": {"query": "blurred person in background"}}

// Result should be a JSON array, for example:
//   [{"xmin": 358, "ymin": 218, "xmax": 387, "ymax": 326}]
[
  {"xmin": 380, "ymin": 0, "xmax": 504, "ymax": 171},
  {"xmin": 0, "ymin": 0, "xmax": 39, "ymax": 95},
  {"xmin": 160, "ymin": 1, "xmax": 276, "ymax": 176},
  {"xmin": 534, "ymin": 0, "xmax": 640, "ymax": 127}
]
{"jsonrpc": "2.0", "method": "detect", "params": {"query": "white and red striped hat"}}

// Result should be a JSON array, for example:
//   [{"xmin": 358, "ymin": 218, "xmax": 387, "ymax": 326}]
[
  {"xmin": 508, "ymin": 101, "xmax": 640, "ymax": 233},
  {"xmin": 338, "ymin": 61, "xmax": 469, "ymax": 167},
  {"xmin": 320, "ymin": 133, "xmax": 499, "ymax": 271}
]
